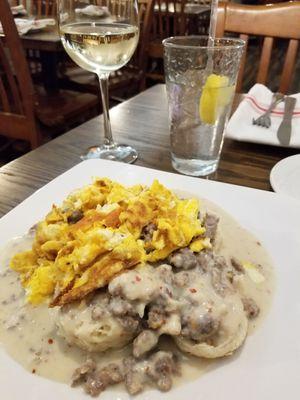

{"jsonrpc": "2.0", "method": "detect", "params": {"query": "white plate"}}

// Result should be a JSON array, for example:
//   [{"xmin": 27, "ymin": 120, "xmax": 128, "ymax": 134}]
[
  {"xmin": 1, "ymin": 159, "xmax": 300, "ymax": 400},
  {"xmin": 270, "ymin": 154, "xmax": 300, "ymax": 201}
]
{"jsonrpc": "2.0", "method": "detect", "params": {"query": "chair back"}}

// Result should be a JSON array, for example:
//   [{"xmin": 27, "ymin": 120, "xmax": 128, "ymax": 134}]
[
  {"xmin": 143, "ymin": 0, "xmax": 190, "ymax": 84},
  {"xmin": 23, "ymin": 0, "xmax": 56, "ymax": 17},
  {"xmin": 8, "ymin": 0, "xmax": 24, "ymax": 4},
  {"xmin": 113, "ymin": 0, "xmax": 154, "ymax": 74},
  {"xmin": 135, "ymin": 0, "xmax": 155, "ymax": 70},
  {"xmin": 153, "ymin": 0, "xmax": 187, "ymax": 39},
  {"xmin": 216, "ymin": 1, "xmax": 300, "ymax": 93},
  {"xmin": 0, "ymin": 0, "xmax": 39, "ymax": 148},
  {"xmin": 149, "ymin": 0, "xmax": 188, "ymax": 58},
  {"xmin": 107, "ymin": 0, "xmax": 155, "ymax": 78}
]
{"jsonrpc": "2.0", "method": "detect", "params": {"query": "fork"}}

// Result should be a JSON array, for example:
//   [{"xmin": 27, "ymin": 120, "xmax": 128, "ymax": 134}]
[{"xmin": 252, "ymin": 92, "xmax": 284, "ymax": 128}]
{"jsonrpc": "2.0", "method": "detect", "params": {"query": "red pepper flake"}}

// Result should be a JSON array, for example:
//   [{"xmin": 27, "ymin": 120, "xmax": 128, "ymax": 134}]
[
  {"xmin": 32, "ymin": 369, "xmax": 36, "ymax": 374},
  {"xmin": 189, "ymin": 288, "xmax": 197, "ymax": 293},
  {"xmin": 48, "ymin": 338, "xmax": 54, "ymax": 344},
  {"xmin": 135, "ymin": 276, "xmax": 141, "ymax": 282}
]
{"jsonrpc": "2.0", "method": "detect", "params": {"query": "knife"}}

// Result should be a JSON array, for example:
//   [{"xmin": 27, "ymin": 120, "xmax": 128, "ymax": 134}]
[{"xmin": 277, "ymin": 96, "xmax": 296, "ymax": 146}]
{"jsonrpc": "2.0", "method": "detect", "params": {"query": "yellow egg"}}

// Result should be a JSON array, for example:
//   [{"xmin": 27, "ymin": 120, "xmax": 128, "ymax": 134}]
[
  {"xmin": 10, "ymin": 178, "xmax": 212, "ymax": 306},
  {"xmin": 26, "ymin": 264, "xmax": 56, "ymax": 304}
]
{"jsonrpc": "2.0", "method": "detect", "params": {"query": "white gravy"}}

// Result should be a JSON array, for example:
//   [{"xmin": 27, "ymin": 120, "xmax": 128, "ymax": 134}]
[{"xmin": 0, "ymin": 199, "xmax": 275, "ymax": 389}]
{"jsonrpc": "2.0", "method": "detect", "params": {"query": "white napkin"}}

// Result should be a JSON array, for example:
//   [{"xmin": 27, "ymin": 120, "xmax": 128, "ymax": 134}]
[
  {"xmin": 31, "ymin": 18, "xmax": 56, "ymax": 30},
  {"xmin": 226, "ymin": 83, "xmax": 300, "ymax": 148},
  {"xmin": 0, "ymin": 18, "xmax": 33, "ymax": 35},
  {"xmin": 0, "ymin": 18, "xmax": 55, "ymax": 35},
  {"xmin": 75, "ymin": 5, "xmax": 109, "ymax": 17},
  {"xmin": 11, "ymin": 5, "xmax": 27, "ymax": 16}
]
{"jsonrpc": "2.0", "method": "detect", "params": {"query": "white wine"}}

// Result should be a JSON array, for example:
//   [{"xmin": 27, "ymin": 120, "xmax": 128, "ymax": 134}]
[{"xmin": 60, "ymin": 22, "xmax": 139, "ymax": 74}]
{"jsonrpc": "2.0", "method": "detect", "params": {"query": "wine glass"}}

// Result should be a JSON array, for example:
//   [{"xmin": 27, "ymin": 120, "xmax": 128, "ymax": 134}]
[{"xmin": 58, "ymin": 0, "xmax": 139, "ymax": 162}]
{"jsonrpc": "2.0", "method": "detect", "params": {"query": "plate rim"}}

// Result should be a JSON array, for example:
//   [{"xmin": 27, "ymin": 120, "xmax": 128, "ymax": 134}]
[{"xmin": 270, "ymin": 153, "xmax": 300, "ymax": 201}]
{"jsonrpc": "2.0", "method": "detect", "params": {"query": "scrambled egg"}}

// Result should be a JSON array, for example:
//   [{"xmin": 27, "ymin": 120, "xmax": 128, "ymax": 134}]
[{"xmin": 10, "ymin": 178, "xmax": 211, "ymax": 306}]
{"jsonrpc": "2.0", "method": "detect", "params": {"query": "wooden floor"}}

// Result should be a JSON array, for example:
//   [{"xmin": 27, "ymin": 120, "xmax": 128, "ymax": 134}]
[{"xmin": 1, "ymin": 40, "xmax": 299, "ymax": 166}]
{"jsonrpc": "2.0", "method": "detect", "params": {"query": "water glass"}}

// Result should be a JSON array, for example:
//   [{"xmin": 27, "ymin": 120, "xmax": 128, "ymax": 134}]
[{"xmin": 163, "ymin": 36, "xmax": 245, "ymax": 176}]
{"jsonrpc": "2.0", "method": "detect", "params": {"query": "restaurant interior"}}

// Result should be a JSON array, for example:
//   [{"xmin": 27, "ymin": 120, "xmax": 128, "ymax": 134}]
[
  {"xmin": 0, "ymin": 0, "xmax": 299, "ymax": 178},
  {"xmin": 0, "ymin": 1, "xmax": 300, "ymax": 398}
]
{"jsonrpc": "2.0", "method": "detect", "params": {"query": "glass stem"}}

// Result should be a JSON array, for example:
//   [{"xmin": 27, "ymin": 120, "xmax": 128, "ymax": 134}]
[{"xmin": 98, "ymin": 73, "xmax": 114, "ymax": 147}]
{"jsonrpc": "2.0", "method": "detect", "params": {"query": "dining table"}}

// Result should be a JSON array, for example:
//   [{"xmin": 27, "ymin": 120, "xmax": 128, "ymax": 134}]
[
  {"xmin": 0, "ymin": 83, "xmax": 298, "ymax": 218},
  {"xmin": 21, "ymin": 26, "xmax": 63, "ymax": 93},
  {"xmin": 0, "ymin": 10, "xmax": 63, "ymax": 93}
]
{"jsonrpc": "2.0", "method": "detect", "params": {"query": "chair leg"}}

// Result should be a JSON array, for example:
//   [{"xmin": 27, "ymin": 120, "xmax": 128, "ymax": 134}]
[
  {"xmin": 30, "ymin": 122, "xmax": 42, "ymax": 149},
  {"xmin": 139, "ymin": 76, "xmax": 146, "ymax": 92}
]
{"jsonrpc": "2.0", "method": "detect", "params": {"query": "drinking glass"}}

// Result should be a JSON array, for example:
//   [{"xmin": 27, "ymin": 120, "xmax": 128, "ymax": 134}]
[
  {"xmin": 163, "ymin": 36, "xmax": 244, "ymax": 176},
  {"xmin": 58, "ymin": 0, "xmax": 139, "ymax": 162}
]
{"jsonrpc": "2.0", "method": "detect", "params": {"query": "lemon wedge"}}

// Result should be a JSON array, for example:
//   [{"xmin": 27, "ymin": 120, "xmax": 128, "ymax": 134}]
[{"xmin": 199, "ymin": 74, "xmax": 235, "ymax": 125}]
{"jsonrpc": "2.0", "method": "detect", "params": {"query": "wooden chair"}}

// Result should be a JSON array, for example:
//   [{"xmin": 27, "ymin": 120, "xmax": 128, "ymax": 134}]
[
  {"xmin": 11, "ymin": 1, "xmax": 59, "ymax": 83},
  {"xmin": 144, "ymin": 0, "xmax": 210, "ymax": 85},
  {"xmin": 0, "ymin": 0, "xmax": 99, "ymax": 149},
  {"xmin": 146, "ymin": 0, "xmax": 188, "ymax": 81},
  {"xmin": 16, "ymin": 0, "xmax": 56, "ymax": 17},
  {"xmin": 216, "ymin": 1, "xmax": 300, "ymax": 94},
  {"xmin": 60, "ymin": 0, "xmax": 154, "ymax": 101},
  {"xmin": 8, "ymin": 0, "xmax": 23, "ymax": 5},
  {"xmin": 152, "ymin": 0, "xmax": 188, "ymax": 41},
  {"xmin": 31, "ymin": 0, "xmax": 56, "ymax": 17},
  {"xmin": 110, "ymin": 0, "xmax": 155, "ymax": 98},
  {"xmin": 0, "ymin": 0, "xmax": 40, "ymax": 148}
]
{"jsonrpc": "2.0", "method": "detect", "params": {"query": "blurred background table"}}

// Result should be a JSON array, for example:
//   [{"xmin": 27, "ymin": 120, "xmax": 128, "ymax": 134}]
[
  {"xmin": 0, "ymin": 25, "xmax": 63, "ymax": 93},
  {"xmin": 21, "ymin": 27, "xmax": 62, "ymax": 93},
  {"xmin": 21, "ymin": 27, "xmax": 60, "ymax": 51},
  {"xmin": 0, "ymin": 84, "xmax": 297, "ymax": 217}
]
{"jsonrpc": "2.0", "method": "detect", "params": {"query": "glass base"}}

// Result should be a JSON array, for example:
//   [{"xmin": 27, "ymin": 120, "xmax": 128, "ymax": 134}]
[
  {"xmin": 171, "ymin": 154, "xmax": 218, "ymax": 176},
  {"xmin": 80, "ymin": 144, "xmax": 138, "ymax": 164}
]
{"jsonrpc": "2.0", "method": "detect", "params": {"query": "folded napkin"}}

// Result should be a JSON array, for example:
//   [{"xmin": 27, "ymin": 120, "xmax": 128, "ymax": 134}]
[
  {"xmin": 226, "ymin": 84, "xmax": 300, "ymax": 148},
  {"xmin": 32, "ymin": 18, "xmax": 56, "ymax": 29},
  {"xmin": 0, "ymin": 18, "xmax": 56, "ymax": 36},
  {"xmin": 75, "ymin": 5, "xmax": 109, "ymax": 17},
  {"xmin": 0, "ymin": 18, "xmax": 32, "ymax": 35},
  {"xmin": 11, "ymin": 4, "xmax": 27, "ymax": 16}
]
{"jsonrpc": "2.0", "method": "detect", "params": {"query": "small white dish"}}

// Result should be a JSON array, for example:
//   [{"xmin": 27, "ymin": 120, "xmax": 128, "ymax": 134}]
[{"xmin": 270, "ymin": 154, "xmax": 300, "ymax": 201}]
